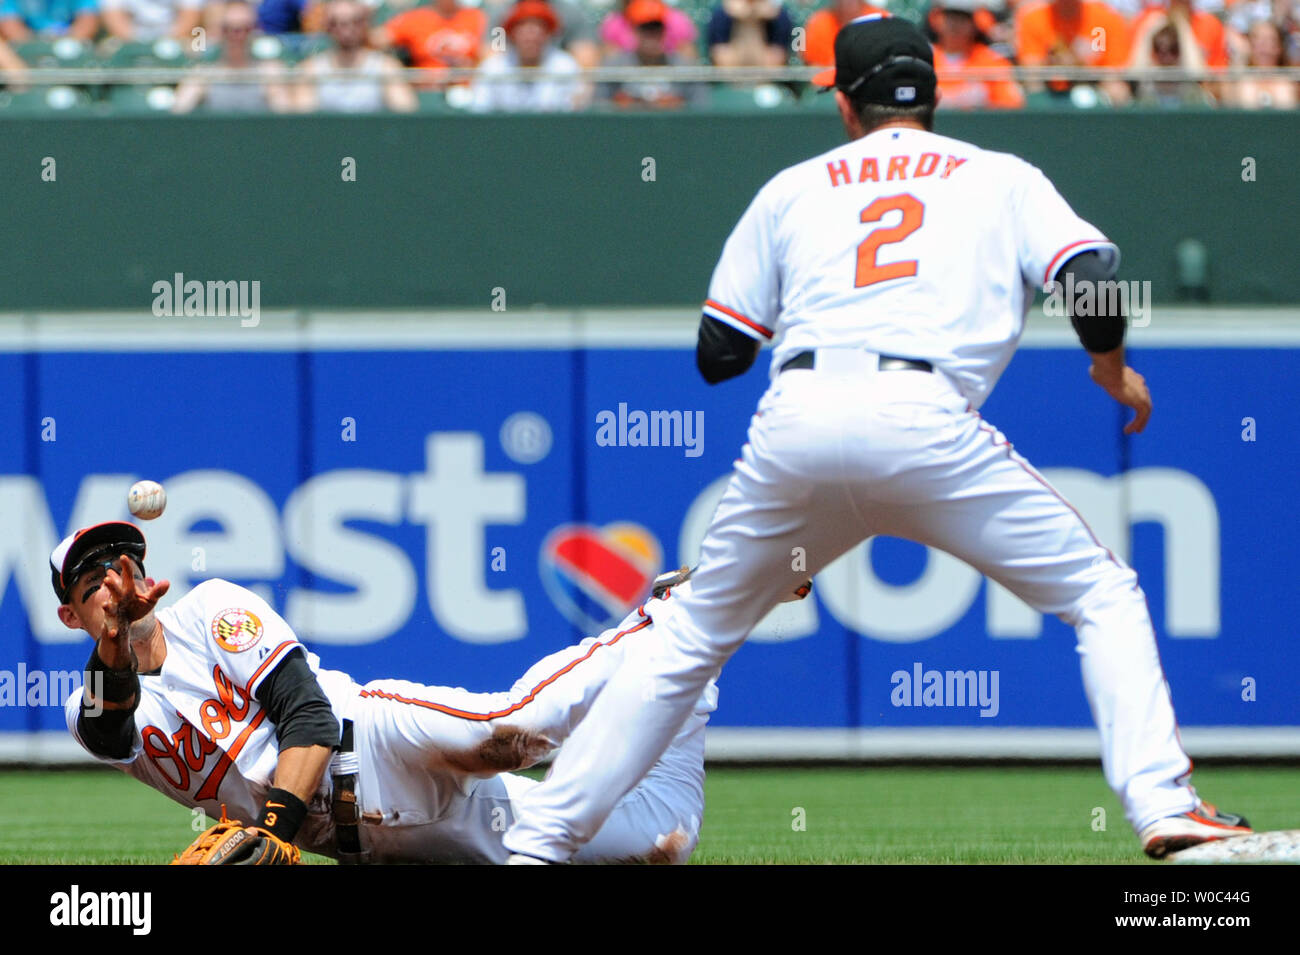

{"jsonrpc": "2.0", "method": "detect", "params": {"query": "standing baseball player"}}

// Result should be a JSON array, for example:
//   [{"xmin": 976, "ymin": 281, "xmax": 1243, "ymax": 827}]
[
  {"xmin": 55, "ymin": 521, "xmax": 719, "ymax": 864},
  {"xmin": 502, "ymin": 14, "xmax": 1252, "ymax": 863}
]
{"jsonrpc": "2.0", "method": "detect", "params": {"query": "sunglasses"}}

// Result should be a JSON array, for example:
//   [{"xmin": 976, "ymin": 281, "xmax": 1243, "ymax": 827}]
[{"xmin": 67, "ymin": 547, "xmax": 145, "ymax": 595}]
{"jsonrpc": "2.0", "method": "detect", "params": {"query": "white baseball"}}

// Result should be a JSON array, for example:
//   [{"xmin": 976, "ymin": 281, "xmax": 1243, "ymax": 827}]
[{"xmin": 127, "ymin": 480, "xmax": 167, "ymax": 520}]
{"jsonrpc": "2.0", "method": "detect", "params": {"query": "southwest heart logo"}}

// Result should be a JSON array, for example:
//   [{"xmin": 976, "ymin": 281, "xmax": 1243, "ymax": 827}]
[{"xmin": 540, "ymin": 522, "xmax": 663, "ymax": 633}]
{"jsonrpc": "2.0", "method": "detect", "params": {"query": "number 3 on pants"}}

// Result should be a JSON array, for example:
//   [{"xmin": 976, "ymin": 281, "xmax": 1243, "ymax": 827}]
[{"xmin": 856, "ymin": 193, "xmax": 924, "ymax": 288}]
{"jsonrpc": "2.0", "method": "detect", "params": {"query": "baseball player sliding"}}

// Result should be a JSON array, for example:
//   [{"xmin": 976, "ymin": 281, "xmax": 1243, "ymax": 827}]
[
  {"xmin": 55, "ymin": 521, "xmax": 718, "ymax": 864},
  {"xmin": 502, "ymin": 15, "xmax": 1252, "ymax": 863}
]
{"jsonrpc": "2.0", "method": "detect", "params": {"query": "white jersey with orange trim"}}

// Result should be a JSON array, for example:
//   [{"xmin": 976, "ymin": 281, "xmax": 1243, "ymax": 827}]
[
  {"xmin": 702, "ymin": 125, "xmax": 1117, "ymax": 408},
  {"xmin": 64, "ymin": 579, "xmax": 355, "ymax": 847},
  {"xmin": 65, "ymin": 577, "xmax": 715, "ymax": 864}
]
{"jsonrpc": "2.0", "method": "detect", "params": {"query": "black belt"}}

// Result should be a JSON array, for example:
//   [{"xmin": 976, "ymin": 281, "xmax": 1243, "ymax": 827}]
[
  {"xmin": 331, "ymin": 718, "xmax": 370, "ymax": 864},
  {"xmin": 780, "ymin": 351, "xmax": 933, "ymax": 374}
]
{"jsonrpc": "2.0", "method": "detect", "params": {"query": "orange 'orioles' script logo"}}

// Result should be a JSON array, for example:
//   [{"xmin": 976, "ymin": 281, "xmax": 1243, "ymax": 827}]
[
  {"xmin": 212, "ymin": 608, "xmax": 263, "ymax": 653},
  {"xmin": 141, "ymin": 665, "xmax": 265, "ymax": 800}
]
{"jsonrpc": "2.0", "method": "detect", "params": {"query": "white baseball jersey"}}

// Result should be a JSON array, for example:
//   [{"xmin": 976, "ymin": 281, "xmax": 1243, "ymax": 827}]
[
  {"xmin": 64, "ymin": 579, "xmax": 354, "ymax": 838},
  {"xmin": 702, "ymin": 125, "xmax": 1118, "ymax": 408},
  {"xmin": 65, "ymin": 577, "xmax": 714, "ymax": 864}
]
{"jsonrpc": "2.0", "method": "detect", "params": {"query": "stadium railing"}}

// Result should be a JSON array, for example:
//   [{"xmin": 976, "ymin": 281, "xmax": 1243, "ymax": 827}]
[{"xmin": 0, "ymin": 62, "xmax": 1297, "ymax": 113}]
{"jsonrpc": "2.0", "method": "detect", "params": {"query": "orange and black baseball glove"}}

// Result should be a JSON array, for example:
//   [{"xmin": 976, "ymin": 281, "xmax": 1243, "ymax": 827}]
[{"xmin": 172, "ymin": 807, "xmax": 300, "ymax": 865}]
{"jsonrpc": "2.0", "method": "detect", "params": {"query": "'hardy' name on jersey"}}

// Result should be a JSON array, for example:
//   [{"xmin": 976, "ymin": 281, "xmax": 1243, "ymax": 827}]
[{"xmin": 827, "ymin": 152, "xmax": 969, "ymax": 187}]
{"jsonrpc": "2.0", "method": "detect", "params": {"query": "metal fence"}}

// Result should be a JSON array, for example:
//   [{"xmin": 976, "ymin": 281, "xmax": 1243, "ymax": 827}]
[{"xmin": 3, "ymin": 63, "xmax": 1300, "ymax": 85}]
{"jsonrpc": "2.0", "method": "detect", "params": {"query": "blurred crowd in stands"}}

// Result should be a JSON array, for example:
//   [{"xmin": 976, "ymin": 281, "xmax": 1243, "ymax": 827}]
[{"xmin": 0, "ymin": 0, "xmax": 1294, "ymax": 110}]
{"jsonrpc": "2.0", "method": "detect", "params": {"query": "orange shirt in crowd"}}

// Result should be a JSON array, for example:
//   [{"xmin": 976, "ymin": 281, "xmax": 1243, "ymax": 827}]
[
  {"xmin": 1132, "ymin": 4, "xmax": 1228, "ymax": 66},
  {"xmin": 385, "ymin": 5, "xmax": 488, "ymax": 70},
  {"xmin": 802, "ymin": 4, "xmax": 890, "ymax": 65},
  {"xmin": 1015, "ymin": 0, "xmax": 1132, "ymax": 67},
  {"xmin": 934, "ymin": 44, "xmax": 1026, "ymax": 109}
]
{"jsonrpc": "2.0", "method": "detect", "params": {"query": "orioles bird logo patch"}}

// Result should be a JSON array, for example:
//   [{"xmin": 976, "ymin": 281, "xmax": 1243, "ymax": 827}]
[{"xmin": 212, "ymin": 608, "xmax": 264, "ymax": 653}]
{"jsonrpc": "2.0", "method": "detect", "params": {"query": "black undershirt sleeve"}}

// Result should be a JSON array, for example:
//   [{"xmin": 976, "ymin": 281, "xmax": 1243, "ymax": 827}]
[
  {"xmin": 697, "ymin": 314, "xmax": 762, "ymax": 384},
  {"xmin": 76, "ymin": 647, "xmax": 140, "ymax": 761},
  {"xmin": 77, "ymin": 706, "xmax": 137, "ymax": 761},
  {"xmin": 254, "ymin": 648, "xmax": 340, "ymax": 752},
  {"xmin": 1056, "ymin": 250, "xmax": 1127, "ymax": 354}
]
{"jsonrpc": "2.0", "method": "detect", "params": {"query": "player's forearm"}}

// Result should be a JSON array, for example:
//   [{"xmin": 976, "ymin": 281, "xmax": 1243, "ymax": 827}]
[
  {"xmin": 255, "ymin": 743, "xmax": 332, "ymax": 844},
  {"xmin": 270, "ymin": 744, "xmax": 333, "ymax": 803},
  {"xmin": 82, "ymin": 644, "xmax": 140, "ymax": 713},
  {"xmin": 253, "ymin": 648, "xmax": 340, "ymax": 838},
  {"xmin": 94, "ymin": 633, "xmax": 134, "ymax": 673}
]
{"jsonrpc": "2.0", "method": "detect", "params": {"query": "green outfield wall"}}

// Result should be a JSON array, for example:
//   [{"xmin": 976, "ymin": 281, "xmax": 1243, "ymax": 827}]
[{"xmin": 0, "ymin": 108, "xmax": 1294, "ymax": 309}]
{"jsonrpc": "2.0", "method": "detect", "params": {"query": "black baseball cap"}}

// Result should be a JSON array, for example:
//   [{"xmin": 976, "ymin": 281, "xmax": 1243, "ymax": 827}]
[
  {"xmin": 50, "ymin": 521, "xmax": 147, "ymax": 604},
  {"xmin": 812, "ymin": 14, "xmax": 937, "ymax": 106}
]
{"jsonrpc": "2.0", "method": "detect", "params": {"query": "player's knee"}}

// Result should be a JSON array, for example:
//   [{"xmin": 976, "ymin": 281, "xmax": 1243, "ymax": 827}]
[
  {"xmin": 672, "ymin": 601, "xmax": 760, "ymax": 664},
  {"xmin": 1065, "ymin": 560, "xmax": 1147, "ymax": 626},
  {"xmin": 1095, "ymin": 560, "xmax": 1143, "ymax": 603}
]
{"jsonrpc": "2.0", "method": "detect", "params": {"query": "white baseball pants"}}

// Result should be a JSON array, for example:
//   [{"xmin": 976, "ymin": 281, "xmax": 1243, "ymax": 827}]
[
  {"xmin": 504, "ymin": 349, "xmax": 1198, "ymax": 861},
  {"xmin": 334, "ymin": 619, "xmax": 711, "ymax": 864}
]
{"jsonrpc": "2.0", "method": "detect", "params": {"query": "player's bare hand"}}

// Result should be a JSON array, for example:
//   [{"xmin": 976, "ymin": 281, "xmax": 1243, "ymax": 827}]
[
  {"xmin": 102, "ymin": 555, "xmax": 170, "ymax": 637},
  {"xmin": 1089, "ymin": 363, "xmax": 1152, "ymax": 435}
]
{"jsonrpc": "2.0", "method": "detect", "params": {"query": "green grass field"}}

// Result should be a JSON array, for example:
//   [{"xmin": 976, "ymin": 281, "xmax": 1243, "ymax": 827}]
[{"xmin": 1, "ymin": 765, "xmax": 1293, "ymax": 864}]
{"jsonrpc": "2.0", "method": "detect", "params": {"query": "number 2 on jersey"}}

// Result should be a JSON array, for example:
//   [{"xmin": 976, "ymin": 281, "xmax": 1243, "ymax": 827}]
[{"xmin": 855, "ymin": 194, "xmax": 924, "ymax": 288}]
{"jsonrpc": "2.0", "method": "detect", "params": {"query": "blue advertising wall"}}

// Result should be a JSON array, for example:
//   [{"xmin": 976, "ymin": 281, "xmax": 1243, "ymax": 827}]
[{"xmin": 2, "ymin": 325, "xmax": 1298, "ymax": 743}]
